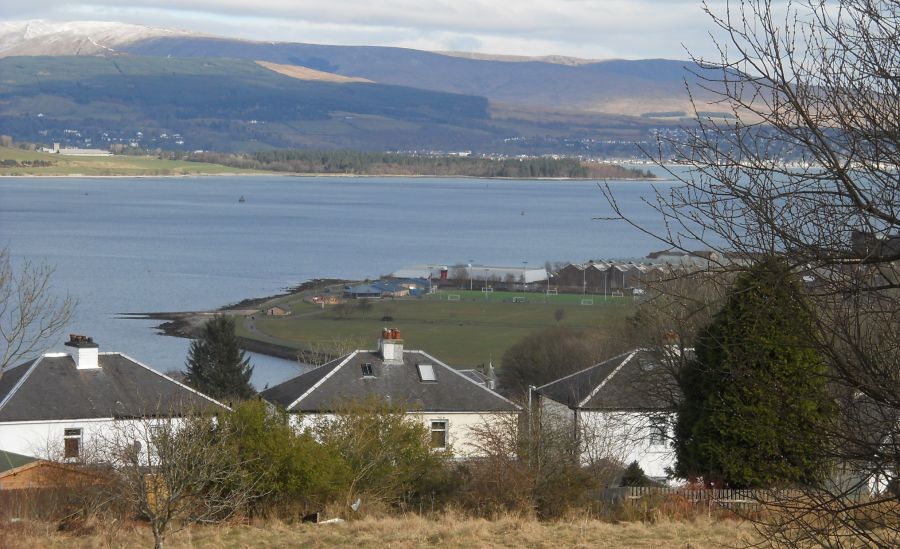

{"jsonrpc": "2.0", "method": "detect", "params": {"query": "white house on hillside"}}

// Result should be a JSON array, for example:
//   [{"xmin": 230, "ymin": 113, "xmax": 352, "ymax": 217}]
[
  {"xmin": 0, "ymin": 335, "xmax": 226, "ymax": 461},
  {"xmin": 536, "ymin": 349, "xmax": 681, "ymax": 484},
  {"xmin": 261, "ymin": 329, "xmax": 520, "ymax": 457}
]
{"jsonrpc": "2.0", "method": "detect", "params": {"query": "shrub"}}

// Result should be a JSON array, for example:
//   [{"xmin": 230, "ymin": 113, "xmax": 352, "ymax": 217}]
[
  {"xmin": 219, "ymin": 400, "xmax": 350, "ymax": 516},
  {"xmin": 620, "ymin": 461, "xmax": 653, "ymax": 487},
  {"xmin": 313, "ymin": 397, "xmax": 449, "ymax": 510}
]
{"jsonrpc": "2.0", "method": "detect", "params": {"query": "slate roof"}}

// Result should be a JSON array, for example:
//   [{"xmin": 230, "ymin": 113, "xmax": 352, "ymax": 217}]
[
  {"xmin": 0, "ymin": 353, "xmax": 226, "ymax": 422},
  {"xmin": 459, "ymin": 369, "xmax": 491, "ymax": 386},
  {"xmin": 344, "ymin": 284, "xmax": 383, "ymax": 296},
  {"xmin": 261, "ymin": 349, "xmax": 519, "ymax": 413},
  {"xmin": 536, "ymin": 349, "xmax": 680, "ymax": 411},
  {"xmin": 0, "ymin": 449, "xmax": 38, "ymax": 474}
]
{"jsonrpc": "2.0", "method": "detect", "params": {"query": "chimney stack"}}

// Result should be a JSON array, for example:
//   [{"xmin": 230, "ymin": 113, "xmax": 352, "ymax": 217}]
[
  {"xmin": 64, "ymin": 334, "xmax": 100, "ymax": 370},
  {"xmin": 378, "ymin": 328, "xmax": 404, "ymax": 365}
]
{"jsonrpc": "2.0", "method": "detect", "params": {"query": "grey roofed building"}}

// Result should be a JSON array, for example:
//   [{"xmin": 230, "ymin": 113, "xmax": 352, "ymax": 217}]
[
  {"xmin": 261, "ymin": 331, "xmax": 518, "ymax": 414},
  {"xmin": 342, "ymin": 284, "xmax": 384, "ymax": 299},
  {"xmin": 0, "ymin": 336, "xmax": 225, "ymax": 423},
  {"xmin": 536, "ymin": 349, "xmax": 682, "ymax": 483},
  {"xmin": 536, "ymin": 349, "xmax": 680, "ymax": 411}
]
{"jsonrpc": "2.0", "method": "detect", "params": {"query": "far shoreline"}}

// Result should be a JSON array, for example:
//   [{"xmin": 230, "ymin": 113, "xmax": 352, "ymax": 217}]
[{"xmin": 0, "ymin": 172, "xmax": 668, "ymax": 181}]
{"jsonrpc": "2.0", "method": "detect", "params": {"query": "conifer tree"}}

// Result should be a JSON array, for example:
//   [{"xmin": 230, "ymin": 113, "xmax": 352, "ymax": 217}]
[
  {"xmin": 185, "ymin": 315, "xmax": 254, "ymax": 400},
  {"xmin": 673, "ymin": 259, "xmax": 833, "ymax": 488}
]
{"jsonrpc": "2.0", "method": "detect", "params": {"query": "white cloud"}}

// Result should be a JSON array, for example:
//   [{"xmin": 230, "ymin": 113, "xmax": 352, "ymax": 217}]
[{"xmin": 0, "ymin": 0, "xmax": 728, "ymax": 59}]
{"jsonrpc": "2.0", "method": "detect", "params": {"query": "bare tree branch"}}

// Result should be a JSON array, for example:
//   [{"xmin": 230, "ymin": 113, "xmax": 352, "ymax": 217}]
[{"xmin": 0, "ymin": 247, "xmax": 74, "ymax": 375}]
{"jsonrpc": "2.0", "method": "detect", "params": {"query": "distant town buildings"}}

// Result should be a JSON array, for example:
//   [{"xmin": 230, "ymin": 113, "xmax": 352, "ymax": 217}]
[
  {"xmin": 393, "ymin": 264, "xmax": 549, "ymax": 285},
  {"xmin": 39, "ymin": 143, "xmax": 112, "ymax": 156}
]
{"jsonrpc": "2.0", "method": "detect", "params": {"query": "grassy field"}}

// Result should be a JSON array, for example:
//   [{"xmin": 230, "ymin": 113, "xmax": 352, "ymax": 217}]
[
  {"xmin": 3, "ymin": 514, "xmax": 757, "ymax": 548},
  {"xmin": 238, "ymin": 289, "xmax": 637, "ymax": 366},
  {"xmin": 0, "ymin": 146, "xmax": 263, "ymax": 176}
]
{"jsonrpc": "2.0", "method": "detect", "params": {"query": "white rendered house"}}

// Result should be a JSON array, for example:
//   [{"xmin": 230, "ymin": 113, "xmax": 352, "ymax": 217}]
[
  {"xmin": 261, "ymin": 329, "xmax": 520, "ymax": 457},
  {"xmin": 536, "ymin": 349, "xmax": 680, "ymax": 484},
  {"xmin": 0, "ymin": 335, "xmax": 226, "ymax": 461}
]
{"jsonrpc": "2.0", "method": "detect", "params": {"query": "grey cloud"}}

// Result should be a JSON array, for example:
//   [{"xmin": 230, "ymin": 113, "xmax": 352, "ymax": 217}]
[{"xmin": 0, "ymin": 0, "xmax": 726, "ymax": 59}]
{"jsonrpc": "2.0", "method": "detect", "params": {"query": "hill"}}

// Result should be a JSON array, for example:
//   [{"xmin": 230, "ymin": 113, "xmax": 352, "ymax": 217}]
[
  {"xmin": 0, "ymin": 21, "xmax": 715, "ymax": 154},
  {"xmin": 0, "ymin": 56, "xmax": 496, "ymax": 152},
  {"xmin": 122, "ymin": 36, "xmax": 715, "ymax": 117}
]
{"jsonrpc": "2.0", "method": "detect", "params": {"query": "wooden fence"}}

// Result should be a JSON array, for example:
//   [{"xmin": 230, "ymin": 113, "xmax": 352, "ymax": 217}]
[{"xmin": 600, "ymin": 486, "xmax": 812, "ymax": 513}]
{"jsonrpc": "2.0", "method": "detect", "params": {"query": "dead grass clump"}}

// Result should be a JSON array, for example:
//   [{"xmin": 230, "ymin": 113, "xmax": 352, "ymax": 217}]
[{"xmin": 2, "ymin": 511, "xmax": 761, "ymax": 548}]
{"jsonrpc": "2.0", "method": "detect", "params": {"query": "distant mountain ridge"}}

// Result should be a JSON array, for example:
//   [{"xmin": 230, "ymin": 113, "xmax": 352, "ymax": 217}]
[
  {"xmin": 0, "ymin": 20, "xmax": 714, "ymax": 117},
  {"xmin": 123, "ymin": 37, "xmax": 708, "ymax": 116},
  {"xmin": 0, "ymin": 20, "xmax": 718, "ymax": 154}
]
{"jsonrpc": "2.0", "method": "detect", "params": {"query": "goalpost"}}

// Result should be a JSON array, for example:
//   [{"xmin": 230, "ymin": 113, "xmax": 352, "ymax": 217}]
[
  {"xmin": 545, "ymin": 289, "xmax": 558, "ymax": 296},
  {"xmin": 447, "ymin": 294, "xmax": 461, "ymax": 301},
  {"xmin": 580, "ymin": 298, "xmax": 594, "ymax": 305}
]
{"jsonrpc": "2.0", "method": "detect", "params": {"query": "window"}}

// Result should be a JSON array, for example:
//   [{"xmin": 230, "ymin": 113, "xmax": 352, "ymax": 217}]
[
  {"xmin": 417, "ymin": 364, "xmax": 436, "ymax": 382},
  {"xmin": 649, "ymin": 417, "xmax": 667, "ymax": 446},
  {"xmin": 430, "ymin": 421, "xmax": 448, "ymax": 449},
  {"xmin": 361, "ymin": 363, "xmax": 374, "ymax": 377},
  {"xmin": 64, "ymin": 428, "xmax": 82, "ymax": 459}
]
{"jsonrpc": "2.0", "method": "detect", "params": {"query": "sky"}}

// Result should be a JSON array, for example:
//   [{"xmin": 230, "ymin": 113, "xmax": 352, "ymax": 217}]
[{"xmin": 0, "ymin": 0, "xmax": 731, "ymax": 60}]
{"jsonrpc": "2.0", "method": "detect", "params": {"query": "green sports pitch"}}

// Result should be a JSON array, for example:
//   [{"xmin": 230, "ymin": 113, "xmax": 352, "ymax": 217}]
[{"xmin": 237, "ymin": 289, "xmax": 637, "ymax": 367}]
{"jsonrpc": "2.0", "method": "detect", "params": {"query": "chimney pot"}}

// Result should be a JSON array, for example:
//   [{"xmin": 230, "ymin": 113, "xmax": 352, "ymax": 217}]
[{"xmin": 379, "ymin": 328, "xmax": 404, "ymax": 364}]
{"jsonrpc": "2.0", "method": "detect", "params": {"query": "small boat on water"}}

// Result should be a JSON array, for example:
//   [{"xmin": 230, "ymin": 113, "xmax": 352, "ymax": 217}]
[{"xmin": 238, "ymin": 195, "xmax": 246, "ymax": 203}]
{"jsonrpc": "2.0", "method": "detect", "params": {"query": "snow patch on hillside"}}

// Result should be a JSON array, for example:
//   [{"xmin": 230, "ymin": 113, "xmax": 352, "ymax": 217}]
[{"xmin": 0, "ymin": 20, "xmax": 202, "ymax": 57}]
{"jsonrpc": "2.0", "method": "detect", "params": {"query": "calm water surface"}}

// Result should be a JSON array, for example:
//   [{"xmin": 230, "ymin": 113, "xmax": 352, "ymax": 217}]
[{"xmin": 0, "ymin": 171, "xmax": 688, "ymax": 388}]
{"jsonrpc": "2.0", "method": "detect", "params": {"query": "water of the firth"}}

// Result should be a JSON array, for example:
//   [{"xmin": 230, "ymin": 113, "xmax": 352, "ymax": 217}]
[{"xmin": 0, "ymin": 169, "xmax": 691, "ymax": 388}]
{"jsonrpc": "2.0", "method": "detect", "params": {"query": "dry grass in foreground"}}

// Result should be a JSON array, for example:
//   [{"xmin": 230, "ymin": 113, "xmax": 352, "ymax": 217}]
[{"xmin": 2, "ymin": 513, "xmax": 757, "ymax": 549}]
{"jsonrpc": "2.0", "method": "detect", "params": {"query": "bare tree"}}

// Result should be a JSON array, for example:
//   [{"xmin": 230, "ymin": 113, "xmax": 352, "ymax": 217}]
[
  {"xmin": 300, "ymin": 335, "xmax": 367, "ymax": 366},
  {"xmin": 98, "ymin": 413, "xmax": 255, "ymax": 549},
  {"xmin": 463, "ymin": 399, "xmax": 600, "ymax": 518},
  {"xmin": 0, "ymin": 247, "xmax": 74, "ymax": 376},
  {"xmin": 603, "ymin": 1, "xmax": 900, "ymax": 545}
]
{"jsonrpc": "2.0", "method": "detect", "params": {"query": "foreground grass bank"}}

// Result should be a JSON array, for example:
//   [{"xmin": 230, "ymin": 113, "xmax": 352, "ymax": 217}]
[
  {"xmin": 0, "ymin": 147, "xmax": 262, "ymax": 176},
  {"xmin": 3, "ymin": 514, "xmax": 756, "ymax": 549}
]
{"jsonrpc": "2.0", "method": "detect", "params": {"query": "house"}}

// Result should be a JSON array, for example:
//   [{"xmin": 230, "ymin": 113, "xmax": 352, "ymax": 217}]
[
  {"xmin": 535, "ymin": 349, "xmax": 680, "ymax": 484},
  {"xmin": 261, "ymin": 329, "xmax": 520, "ymax": 457},
  {"xmin": 265, "ymin": 304, "xmax": 291, "ymax": 316},
  {"xmin": 0, "ymin": 335, "xmax": 227, "ymax": 461}
]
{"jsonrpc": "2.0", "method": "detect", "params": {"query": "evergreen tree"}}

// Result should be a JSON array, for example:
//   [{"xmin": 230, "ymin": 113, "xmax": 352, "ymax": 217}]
[
  {"xmin": 620, "ymin": 461, "xmax": 652, "ymax": 487},
  {"xmin": 673, "ymin": 258, "xmax": 833, "ymax": 488},
  {"xmin": 185, "ymin": 315, "xmax": 254, "ymax": 400}
]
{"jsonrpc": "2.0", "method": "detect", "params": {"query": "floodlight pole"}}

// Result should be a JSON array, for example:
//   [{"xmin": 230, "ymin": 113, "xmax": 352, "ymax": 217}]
[{"xmin": 522, "ymin": 261, "xmax": 528, "ymax": 297}]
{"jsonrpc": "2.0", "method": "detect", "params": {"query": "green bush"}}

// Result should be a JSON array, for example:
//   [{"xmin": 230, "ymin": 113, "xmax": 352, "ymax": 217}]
[
  {"xmin": 313, "ymin": 397, "xmax": 450, "ymax": 509},
  {"xmin": 219, "ymin": 401, "xmax": 350, "ymax": 516}
]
